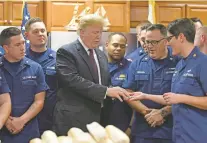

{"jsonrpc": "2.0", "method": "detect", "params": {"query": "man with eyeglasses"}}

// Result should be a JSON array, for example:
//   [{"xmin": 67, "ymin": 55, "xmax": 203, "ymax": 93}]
[
  {"xmin": 126, "ymin": 22, "xmax": 152, "ymax": 61},
  {"xmin": 101, "ymin": 32, "xmax": 132, "ymax": 132},
  {"xmin": 123, "ymin": 24, "xmax": 179, "ymax": 143},
  {"xmin": 130, "ymin": 18, "xmax": 207, "ymax": 143}
]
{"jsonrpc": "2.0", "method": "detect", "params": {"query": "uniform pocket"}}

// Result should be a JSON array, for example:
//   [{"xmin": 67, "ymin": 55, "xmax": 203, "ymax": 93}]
[
  {"xmin": 21, "ymin": 80, "xmax": 37, "ymax": 101},
  {"xmin": 135, "ymin": 74, "xmax": 149, "ymax": 81},
  {"xmin": 22, "ymin": 80, "xmax": 37, "ymax": 86},
  {"xmin": 135, "ymin": 74, "xmax": 149, "ymax": 86},
  {"xmin": 180, "ymin": 77, "xmax": 197, "ymax": 86}
]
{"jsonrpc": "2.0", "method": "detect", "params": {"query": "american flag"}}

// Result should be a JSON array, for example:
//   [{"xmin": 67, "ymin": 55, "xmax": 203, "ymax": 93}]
[{"xmin": 21, "ymin": 1, "xmax": 30, "ymax": 48}]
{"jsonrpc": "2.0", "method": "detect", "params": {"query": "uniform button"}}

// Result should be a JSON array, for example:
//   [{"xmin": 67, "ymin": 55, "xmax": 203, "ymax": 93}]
[
  {"xmin": 26, "ymin": 61, "xmax": 29, "ymax": 63},
  {"xmin": 49, "ymin": 54, "xmax": 52, "ymax": 56},
  {"xmin": 145, "ymin": 57, "xmax": 148, "ymax": 60}
]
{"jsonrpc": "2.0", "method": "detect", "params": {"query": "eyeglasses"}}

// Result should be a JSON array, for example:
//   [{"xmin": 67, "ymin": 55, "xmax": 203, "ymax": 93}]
[
  {"xmin": 166, "ymin": 35, "xmax": 175, "ymax": 42},
  {"xmin": 145, "ymin": 38, "xmax": 166, "ymax": 46},
  {"xmin": 111, "ymin": 43, "xmax": 127, "ymax": 49}
]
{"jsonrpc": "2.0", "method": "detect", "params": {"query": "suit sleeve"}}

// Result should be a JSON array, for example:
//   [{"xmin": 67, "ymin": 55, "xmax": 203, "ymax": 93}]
[{"xmin": 56, "ymin": 48, "xmax": 107, "ymax": 104}]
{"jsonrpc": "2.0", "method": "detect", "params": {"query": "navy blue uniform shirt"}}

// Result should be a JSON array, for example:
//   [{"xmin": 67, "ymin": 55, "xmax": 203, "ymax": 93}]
[
  {"xmin": 123, "ymin": 48, "xmax": 178, "ymax": 139},
  {"xmin": 172, "ymin": 47, "xmax": 207, "ymax": 143},
  {"xmin": 125, "ymin": 47, "xmax": 146, "ymax": 62},
  {"xmin": 107, "ymin": 58, "xmax": 132, "ymax": 131},
  {"xmin": 25, "ymin": 48, "xmax": 57, "ymax": 134},
  {"xmin": 1, "ymin": 57, "xmax": 48, "ymax": 143}
]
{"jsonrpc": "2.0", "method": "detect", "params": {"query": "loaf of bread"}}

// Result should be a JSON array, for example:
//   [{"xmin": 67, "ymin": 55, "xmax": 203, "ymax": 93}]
[
  {"xmin": 73, "ymin": 132, "xmax": 96, "ymax": 143},
  {"xmin": 104, "ymin": 139, "xmax": 114, "ymax": 143},
  {"xmin": 29, "ymin": 138, "xmax": 42, "ymax": 143},
  {"xmin": 30, "ymin": 122, "xmax": 130, "ymax": 143},
  {"xmin": 41, "ymin": 130, "xmax": 59, "ymax": 143},
  {"xmin": 105, "ymin": 125, "xmax": 130, "ymax": 143},
  {"xmin": 86, "ymin": 122, "xmax": 108, "ymax": 142},
  {"xmin": 57, "ymin": 136, "xmax": 72, "ymax": 143},
  {"xmin": 68, "ymin": 127, "xmax": 84, "ymax": 138}
]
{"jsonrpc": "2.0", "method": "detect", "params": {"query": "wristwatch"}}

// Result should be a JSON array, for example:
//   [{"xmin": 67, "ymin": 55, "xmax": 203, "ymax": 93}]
[{"xmin": 160, "ymin": 109, "xmax": 168, "ymax": 118}]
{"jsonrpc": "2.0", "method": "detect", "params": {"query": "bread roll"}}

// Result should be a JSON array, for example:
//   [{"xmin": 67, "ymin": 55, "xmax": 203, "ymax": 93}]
[
  {"xmin": 58, "ymin": 136, "xmax": 73, "ymax": 143},
  {"xmin": 104, "ymin": 139, "xmax": 114, "ymax": 143},
  {"xmin": 105, "ymin": 125, "xmax": 130, "ymax": 143},
  {"xmin": 29, "ymin": 138, "xmax": 42, "ymax": 143},
  {"xmin": 41, "ymin": 130, "xmax": 59, "ymax": 143},
  {"xmin": 86, "ymin": 122, "xmax": 108, "ymax": 142},
  {"xmin": 67, "ymin": 127, "xmax": 84, "ymax": 138},
  {"xmin": 73, "ymin": 132, "xmax": 96, "ymax": 143}
]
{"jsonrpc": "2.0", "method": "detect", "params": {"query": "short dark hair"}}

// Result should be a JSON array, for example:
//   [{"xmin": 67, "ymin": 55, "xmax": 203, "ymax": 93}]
[
  {"xmin": 0, "ymin": 27, "xmax": 21, "ymax": 46},
  {"xmin": 190, "ymin": 17, "xmax": 203, "ymax": 25},
  {"xmin": 136, "ymin": 21, "xmax": 152, "ymax": 29},
  {"xmin": 25, "ymin": 17, "xmax": 43, "ymax": 32},
  {"xmin": 107, "ymin": 32, "xmax": 127, "ymax": 43},
  {"xmin": 147, "ymin": 24, "xmax": 167, "ymax": 37},
  {"xmin": 140, "ymin": 23, "xmax": 152, "ymax": 31},
  {"xmin": 167, "ymin": 18, "xmax": 195, "ymax": 43}
]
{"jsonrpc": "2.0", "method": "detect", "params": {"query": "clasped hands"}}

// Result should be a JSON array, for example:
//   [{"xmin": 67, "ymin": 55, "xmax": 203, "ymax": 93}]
[
  {"xmin": 5, "ymin": 116, "xmax": 25, "ymax": 134},
  {"xmin": 106, "ymin": 88, "xmax": 165, "ymax": 127}
]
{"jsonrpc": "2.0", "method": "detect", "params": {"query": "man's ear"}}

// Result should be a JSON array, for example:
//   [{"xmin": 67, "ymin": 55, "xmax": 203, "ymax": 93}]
[
  {"xmin": 2, "ymin": 45, "xmax": 9, "ymax": 54},
  {"xmin": 79, "ymin": 29, "xmax": 84, "ymax": 36},
  {"xmin": 178, "ymin": 33, "xmax": 185, "ymax": 43},
  {"xmin": 105, "ymin": 41, "xmax": 109, "ymax": 50},
  {"xmin": 201, "ymin": 34, "xmax": 206, "ymax": 43}
]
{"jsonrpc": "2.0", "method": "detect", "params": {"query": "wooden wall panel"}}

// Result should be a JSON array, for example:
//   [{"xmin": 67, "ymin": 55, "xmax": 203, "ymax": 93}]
[
  {"xmin": 0, "ymin": 1, "xmax": 7, "ymax": 25},
  {"xmin": 186, "ymin": 3, "xmax": 207, "ymax": 25},
  {"xmin": 156, "ymin": 2, "xmax": 186, "ymax": 26},
  {"xmin": 94, "ymin": 1, "xmax": 130, "ymax": 32},
  {"xmin": 130, "ymin": 1, "xmax": 148, "ymax": 28}
]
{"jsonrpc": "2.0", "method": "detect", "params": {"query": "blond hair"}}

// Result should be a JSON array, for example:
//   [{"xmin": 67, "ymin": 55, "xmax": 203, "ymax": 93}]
[
  {"xmin": 77, "ymin": 14, "xmax": 107, "ymax": 35},
  {"xmin": 197, "ymin": 26, "xmax": 207, "ymax": 35}
]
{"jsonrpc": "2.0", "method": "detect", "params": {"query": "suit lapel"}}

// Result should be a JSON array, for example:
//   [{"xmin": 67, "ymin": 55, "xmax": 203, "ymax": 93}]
[{"xmin": 76, "ymin": 40, "xmax": 98, "ymax": 83}]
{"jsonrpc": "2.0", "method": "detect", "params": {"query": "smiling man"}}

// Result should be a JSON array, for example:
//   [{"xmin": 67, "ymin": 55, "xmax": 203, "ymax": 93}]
[
  {"xmin": 123, "ymin": 24, "xmax": 179, "ymax": 143},
  {"xmin": 24, "ymin": 17, "xmax": 57, "ymax": 135}
]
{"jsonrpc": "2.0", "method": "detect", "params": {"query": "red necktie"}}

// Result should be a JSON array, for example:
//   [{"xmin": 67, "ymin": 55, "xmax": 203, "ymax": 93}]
[{"xmin": 88, "ymin": 49, "xmax": 99, "ymax": 81}]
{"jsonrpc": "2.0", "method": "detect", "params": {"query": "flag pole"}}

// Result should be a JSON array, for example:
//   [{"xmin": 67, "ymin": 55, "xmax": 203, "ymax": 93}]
[{"xmin": 22, "ymin": 0, "xmax": 25, "ymax": 18}]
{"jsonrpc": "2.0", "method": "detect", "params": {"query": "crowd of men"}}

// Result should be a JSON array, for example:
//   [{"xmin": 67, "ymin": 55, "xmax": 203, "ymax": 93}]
[{"xmin": 0, "ymin": 14, "xmax": 206, "ymax": 143}]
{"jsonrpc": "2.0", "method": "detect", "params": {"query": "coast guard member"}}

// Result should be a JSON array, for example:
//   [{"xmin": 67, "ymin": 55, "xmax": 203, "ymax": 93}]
[
  {"xmin": 123, "ymin": 24, "xmax": 178, "ymax": 143},
  {"xmin": 105, "ymin": 33, "xmax": 132, "ymax": 131},
  {"xmin": 164, "ymin": 18, "xmax": 207, "ymax": 143},
  {"xmin": 126, "ymin": 22, "xmax": 151, "ymax": 61},
  {"xmin": 0, "ymin": 27, "xmax": 48, "ymax": 143},
  {"xmin": 25, "ymin": 17, "xmax": 57, "ymax": 134},
  {"xmin": 130, "ymin": 18, "xmax": 207, "ymax": 143}
]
